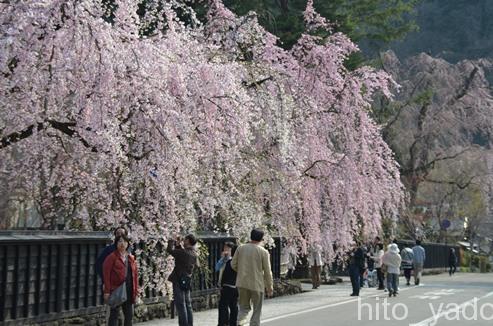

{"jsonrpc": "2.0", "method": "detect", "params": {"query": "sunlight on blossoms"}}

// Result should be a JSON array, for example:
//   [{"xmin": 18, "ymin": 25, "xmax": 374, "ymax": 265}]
[{"xmin": 0, "ymin": 0, "xmax": 405, "ymax": 294}]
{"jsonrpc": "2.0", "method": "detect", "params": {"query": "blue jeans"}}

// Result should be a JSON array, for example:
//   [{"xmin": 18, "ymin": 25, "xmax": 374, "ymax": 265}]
[
  {"xmin": 173, "ymin": 282, "xmax": 193, "ymax": 326},
  {"xmin": 387, "ymin": 273, "xmax": 399, "ymax": 293}
]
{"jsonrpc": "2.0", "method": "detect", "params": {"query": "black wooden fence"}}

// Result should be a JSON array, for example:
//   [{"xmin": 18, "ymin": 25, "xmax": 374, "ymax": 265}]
[
  {"xmin": 395, "ymin": 240, "xmax": 461, "ymax": 269},
  {"xmin": 0, "ymin": 232, "xmax": 108, "ymax": 323},
  {"xmin": 0, "ymin": 231, "xmax": 282, "ymax": 324},
  {"xmin": 300, "ymin": 240, "xmax": 461, "ymax": 278},
  {"xmin": 0, "ymin": 230, "xmax": 453, "ymax": 324},
  {"xmin": 191, "ymin": 235, "xmax": 281, "ymax": 296}
]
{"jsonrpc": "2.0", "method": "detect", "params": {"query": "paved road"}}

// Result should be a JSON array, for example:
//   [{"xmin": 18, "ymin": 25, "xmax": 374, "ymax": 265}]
[{"xmin": 138, "ymin": 273, "xmax": 493, "ymax": 326}]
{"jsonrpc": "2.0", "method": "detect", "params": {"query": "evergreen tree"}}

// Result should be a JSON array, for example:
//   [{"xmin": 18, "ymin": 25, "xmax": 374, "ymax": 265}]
[{"xmin": 224, "ymin": 0, "xmax": 419, "ymax": 66}]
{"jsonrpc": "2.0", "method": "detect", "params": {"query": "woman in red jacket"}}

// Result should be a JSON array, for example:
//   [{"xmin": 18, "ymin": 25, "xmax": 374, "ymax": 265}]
[{"xmin": 103, "ymin": 234, "xmax": 139, "ymax": 326}]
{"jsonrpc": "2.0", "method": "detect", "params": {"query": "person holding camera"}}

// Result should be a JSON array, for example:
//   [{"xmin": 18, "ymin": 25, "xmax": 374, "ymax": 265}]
[
  {"xmin": 348, "ymin": 243, "xmax": 365, "ymax": 296},
  {"xmin": 167, "ymin": 234, "xmax": 199, "ymax": 326},
  {"xmin": 215, "ymin": 242, "xmax": 238, "ymax": 326}
]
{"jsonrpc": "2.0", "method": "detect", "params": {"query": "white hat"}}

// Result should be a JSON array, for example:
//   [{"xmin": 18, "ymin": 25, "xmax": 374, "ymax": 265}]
[{"xmin": 389, "ymin": 243, "xmax": 399, "ymax": 253}]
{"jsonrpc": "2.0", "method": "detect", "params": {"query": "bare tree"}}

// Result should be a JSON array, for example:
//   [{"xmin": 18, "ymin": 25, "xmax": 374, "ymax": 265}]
[{"xmin": 376, "ymin": 52, "xmax": 493, "ymax": 240}]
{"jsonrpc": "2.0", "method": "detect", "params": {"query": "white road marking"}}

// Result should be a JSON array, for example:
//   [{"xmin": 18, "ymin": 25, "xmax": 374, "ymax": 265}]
[
  {"xmin": 410, "ymin": 289, "xmax": 464, "ymax": 300},
  {"xmin": 408, "ymin": 291, "xmax": 493, "ymax": 326},
  {"xmin": 262, "ymin": 286, "xmax": 417, "ymax": 323}
]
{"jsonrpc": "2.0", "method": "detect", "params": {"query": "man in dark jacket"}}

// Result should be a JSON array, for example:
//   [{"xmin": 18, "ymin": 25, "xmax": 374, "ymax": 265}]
[
  {"xmin": 167, "ymin": 234, "xmax": 198, "ymax": 326},
  {"xmin": 215, "ymin": 242, "xmax": 238, "ymax": 326},
  {"xmin": 348, "ymin": 244, "xmax": 365, "ymax": 296},
  {"xmin": 449, "ymin": 248, "xmax": 458, "ymax": 276},
  {"xmin": 95, "ymin": 226, "xmax": 128, "ymax": 282}
]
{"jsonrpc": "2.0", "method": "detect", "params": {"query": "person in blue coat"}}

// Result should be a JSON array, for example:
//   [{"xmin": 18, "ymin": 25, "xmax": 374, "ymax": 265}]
[{"xmin": 216, "ymin": 242, "xmax": 238, "ymax": 326}]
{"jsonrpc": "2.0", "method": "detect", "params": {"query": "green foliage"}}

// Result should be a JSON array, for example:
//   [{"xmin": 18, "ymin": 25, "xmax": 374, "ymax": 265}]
[
  {"xmin": 462, "ymin": 251, "xmax": 491, "ymax": 273},
  {"xmin": 391, "ymin": 0, "xmax": 493, "ymax": 63},
  {"xmin": 102, "ymin": 0, "xmax": 419, "ymax": 69},
  {"xmin": 193, "ymin": 239, "xmax": 213, "ymax": 287},
  {"xmin": 458, "ymin": 187, "xmax": 488, "ymax": 222},
  {"xmin": 413, "ymin": 89, "xmax": 433, "ymax": 106},
  {"xmin": 224, "ymin": 0, "xmax": 419, "ymax": 54},
  {"xmin": 371, "ymin": 86, "xmax": 434, "ymax": 125},
  {"xmin": 380, "ymin": 215, "xmax": 396, "ymax": 242}
]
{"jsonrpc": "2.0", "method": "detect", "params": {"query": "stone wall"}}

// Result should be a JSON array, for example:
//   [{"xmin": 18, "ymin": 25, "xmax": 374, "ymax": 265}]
[
  {"xmin": 1, "ymin": 280, "xmax": 302, "ymax": 325},
  {"xmin": 134, "ymin": 280, "xmax": 302, "ymax": 323},
  {"xmin": 1, "ymin": 307, "xmax": 107, "ymax": 326}
]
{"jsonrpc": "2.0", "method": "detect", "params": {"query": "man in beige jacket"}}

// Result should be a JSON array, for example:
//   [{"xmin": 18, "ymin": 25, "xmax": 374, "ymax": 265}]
[{"xmin": 232, "ymin": 229, "xmax": 273, "ymax": 326}]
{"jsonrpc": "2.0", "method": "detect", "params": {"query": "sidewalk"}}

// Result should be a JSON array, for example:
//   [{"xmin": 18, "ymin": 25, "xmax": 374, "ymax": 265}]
[{"xmin": 136, "ymin": 277, "xmax": 365, "ymax": 326}]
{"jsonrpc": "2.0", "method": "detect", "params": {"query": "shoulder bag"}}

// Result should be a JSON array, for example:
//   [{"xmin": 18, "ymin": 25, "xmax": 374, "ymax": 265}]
[
  {"xmin": 178, "ymin": 274, "xmax": 192, "ymax": 291},
  {"xmin": 108, "ymin": 255, "xmax": 128, "ymax": 308}
]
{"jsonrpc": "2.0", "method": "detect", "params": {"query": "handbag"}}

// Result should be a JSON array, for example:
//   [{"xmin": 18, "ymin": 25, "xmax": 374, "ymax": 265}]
[
  {"xmin": 108, "ymin": 256, "xmax": 128, "ymax": 308},
  {"xmin": 178, "ymin": 274, "xmax": 192, "ymax": 291}
]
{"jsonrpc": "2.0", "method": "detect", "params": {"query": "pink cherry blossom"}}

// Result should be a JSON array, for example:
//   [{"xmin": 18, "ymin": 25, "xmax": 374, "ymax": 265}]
[{"xmin": 0, "ymin": 0, "xmax": 405, "ymax": 294}]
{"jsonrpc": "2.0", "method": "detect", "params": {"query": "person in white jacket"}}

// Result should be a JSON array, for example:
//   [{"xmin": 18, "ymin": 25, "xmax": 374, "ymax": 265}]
[
  {"xmin": 281, "ymin": 243, "xmax": 297, "ymax": 279},
  {"xmin": 370, "ymin": 243, "xmax": 385, "ymax": 290},
  {"xmin": 382, "ymin": 243, "xmax": 402, "ymax": 297},
  {"xmin": 307, "ymin": 245, "xmax": 323, "ymax": 289}
]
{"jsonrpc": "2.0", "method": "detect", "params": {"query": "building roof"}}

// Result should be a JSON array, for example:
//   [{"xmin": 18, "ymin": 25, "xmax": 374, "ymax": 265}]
[{"xmin": 0, "ymin": 230, "xmax": 111, "ymax": 243}]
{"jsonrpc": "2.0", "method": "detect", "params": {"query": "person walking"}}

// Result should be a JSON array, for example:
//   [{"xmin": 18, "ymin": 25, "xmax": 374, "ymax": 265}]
[
  {"xmin": 103, "ymin": 234, "xmax": 139, "ymax": 326},
  {"xmin": 215, "ymin": 242, "xmax": 238, "ymax": 326},
  {"xmin": 167, "ymin": 234, "xmax": 199, "ymax": 326},
  {"xmin": 232, "ymin": 229, "xmax": 273, "ymax": 326},
  {"xmin": 370, "ymin": 243, "xmax": 385, "ymax": 290},
  {"xmin": 348, "ymin": 244, "xmax": 365, "ymax": 296},
  {"xmin": 96, "ymin": 226, "xmax": 128, "ymax": 282},
  {"xmin": 283, "ymin": 243, "xmax": 297, "ymax": 279},
  {"xmin": 400, "ymin": 245, "xmax": 414, "ymax": 286},
  {"xmin": 308, "ymin": 245, "xmax": 323, "ymax": 289},
  {"xmin": 412, "ymin": 240, "xmax": 426, "ymax": 285},
  {"xmin": 382, "ymin": 243, "xmax": 402, "ymax": 297},
  {"xmin": 449, "ymin": 248, "xmax": 458, "ymax": 276}
]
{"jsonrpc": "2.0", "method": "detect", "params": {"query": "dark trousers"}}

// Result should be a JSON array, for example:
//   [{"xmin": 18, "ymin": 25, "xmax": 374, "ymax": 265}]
[
  {"xmin": 449, "ymin": 263, "xmax": 457, "ymax": 275},
  {"xmin": 311, "ymin": 265, "xmax": 322, "ymax": 288},
  {"xmin": 173, "ymin": 282, "xmax": 193, "ymax": 326},
  {"xmin": 376, "ymin": 268, "xmax": 385, "ymax": 289},
  {"xmin": 349, "ymin": 265, "xmax": 360, "ymax": 295},
  {"xmin": 108, "ymin": 299, "xmax": 133, "ymax": 326},
  {"xmin": 218, "ymin": 286, "xmax": 238, "ymax": 326},
  {"xmin": 403, "ymin": 269, "xmax": 412, "ymax": 283}
]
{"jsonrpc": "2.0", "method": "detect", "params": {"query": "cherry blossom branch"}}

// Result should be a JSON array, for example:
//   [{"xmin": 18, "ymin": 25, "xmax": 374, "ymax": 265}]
[
  {"xmin": 243, "ymin": 76, "xmax": 273, "ymax": 88},
  {"xmin": 0, "ymin": 120, "xmax": 95, "ymax": 151},
  {"xmin": 303, "ymin": 155, "xmax": 347, "ymax": 178}
]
